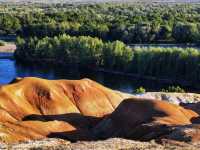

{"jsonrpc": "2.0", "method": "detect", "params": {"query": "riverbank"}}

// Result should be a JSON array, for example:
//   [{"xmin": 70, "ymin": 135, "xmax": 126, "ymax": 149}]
[
  {"xmin": 92, "ymin": 67, "xmax": 194, "ymax": 87},
  {"xmin": 13, "ymin": 58, "xmax": 199, "ymax": 92},
  {"xmin": 0, "ymin": 43, "xmax": 16, "ymax": 53},
  {"xmin": 86, "ymin": 66, "xmax": 199, "ymax": 92}
]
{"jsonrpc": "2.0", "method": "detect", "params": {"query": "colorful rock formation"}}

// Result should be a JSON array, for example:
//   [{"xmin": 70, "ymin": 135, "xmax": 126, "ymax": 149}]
[{"xmin": 0, "ymin": 77, "xmax": 199, "ymax": 144}]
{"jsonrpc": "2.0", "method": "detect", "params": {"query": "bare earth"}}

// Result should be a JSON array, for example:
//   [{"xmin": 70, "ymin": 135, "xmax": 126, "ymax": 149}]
[{"xmin": 0, "ymin": 78, "xmax": 200, "ymax": 149}]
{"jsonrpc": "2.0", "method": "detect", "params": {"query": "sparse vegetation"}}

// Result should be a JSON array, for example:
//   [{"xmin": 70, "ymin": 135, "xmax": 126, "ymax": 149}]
[
  {"xmin": 15, "ymin": 37, "xmax": 200, "ymax": 86},
  {"xmin": 161, "ymin": 86, "xmax": 185, "ymax": 93},
  {"xmin": 134, "ymin": 87, "xmax": 146, "ymax": 94},
  {"xmin": 1, "ymin": 2, "xmax": 200, "ymax": 89}
]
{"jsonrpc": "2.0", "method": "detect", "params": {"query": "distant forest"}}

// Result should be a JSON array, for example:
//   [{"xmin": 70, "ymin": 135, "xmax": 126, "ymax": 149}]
[{"xmin": 1, "ymin": 3, "xmax": 200, "ymax": 44}]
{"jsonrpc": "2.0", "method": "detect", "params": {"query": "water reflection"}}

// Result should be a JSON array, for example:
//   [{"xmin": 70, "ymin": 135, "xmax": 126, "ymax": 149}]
[{"xmin": 0, "ymin": 57, "xmax": 196, "ymax": 93}]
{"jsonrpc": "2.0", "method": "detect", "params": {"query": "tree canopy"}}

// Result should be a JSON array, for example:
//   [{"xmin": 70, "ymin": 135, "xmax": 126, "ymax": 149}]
[{"xmin": 1, "ymin": 3, "xmax": 200, "ymax": 43}]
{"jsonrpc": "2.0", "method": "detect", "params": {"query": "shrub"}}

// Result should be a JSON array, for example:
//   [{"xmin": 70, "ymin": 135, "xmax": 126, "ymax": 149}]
[
  {"xmin": 161, "ymin": 86, "xmax": 185, "ymax": 93},
  {"xmin": 15, "ymin": 34, "xmax": 134, "ymax": 70},
  {"xmin": 134, "ymin": 86, "xmax": 146, "ymax": 94}
]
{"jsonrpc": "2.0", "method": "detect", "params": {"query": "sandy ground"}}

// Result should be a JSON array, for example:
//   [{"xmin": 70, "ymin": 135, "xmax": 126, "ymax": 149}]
[{"xmin": 1, "ymin": 138, "xmax": 200, "ymax": 150}]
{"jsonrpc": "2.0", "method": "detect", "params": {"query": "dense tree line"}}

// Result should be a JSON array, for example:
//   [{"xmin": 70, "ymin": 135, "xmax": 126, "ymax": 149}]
[
  {"xmin": 1, "ymin": 3, "xmax": 200, "ymax": 43},
  {"xmin": 132, "ymin": 47, "xmax": 200, "ymax": 84},
  {"xmin": 15, "ymin": 35, "xmax": 133, "ymax": 71},
  {"xmin": 15, "ymin": 34, "xmax": 200, "ymax": 85},
  {"xmin": 0, "ymin": 14, "xmax": 21, "ymax": 34}
]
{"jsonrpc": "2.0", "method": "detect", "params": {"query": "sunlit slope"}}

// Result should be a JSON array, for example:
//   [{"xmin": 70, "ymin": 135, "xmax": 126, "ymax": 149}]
[
  {"xmin": 0, "ymin": 77, "xmax": 130, "ymax": 143},
  {"xmin": 0, "ymin": 77, "xmax": 199, "ymax": 143},
  {"xmin": 92, "ymin": 98, "xmax": 199, "ymax": 141}
]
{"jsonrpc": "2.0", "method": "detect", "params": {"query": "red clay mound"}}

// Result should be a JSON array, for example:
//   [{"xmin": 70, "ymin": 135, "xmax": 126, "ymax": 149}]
[
  {"xmin": 92, "ymin": 99, "xmax": 199, "ymax": 140},
  {"xmin": 0, "ymin": 77, "xmax": 130, "ymax": 143},
  {"xmin": 0, "ymin": 77, "xmax": 199, "ymax": 143}
]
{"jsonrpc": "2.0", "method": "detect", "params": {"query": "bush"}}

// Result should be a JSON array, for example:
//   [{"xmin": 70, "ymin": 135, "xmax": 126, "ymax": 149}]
[
  {"xmin": 134, "ymin": 87, "xmax": 146, "ymax": 94},
  {"xmin": 131, "ymin": 47, "xmax": 200, "ymax": 85},
  {"xmin": 161, "ymin": 86, "xmax": 185, "ymax": 93},
  {"xmin": 15, "ymin": 34, "xmax": 134, "ymax": 71}
]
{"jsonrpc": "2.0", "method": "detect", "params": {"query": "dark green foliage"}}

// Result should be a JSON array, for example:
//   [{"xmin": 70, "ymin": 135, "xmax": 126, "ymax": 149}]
[
  {"xmin": 0, "ymin": 14, "xmax": 21, "ymax": 34},
  {"xmin": 9, "ymin": 3, "xmax": 200, "ymax": 87},
  {"xmin": 172, "ymin": 22, "xmax": 199, "ymax": 43},
  {"xmin": 15, "ymin": 35, "xmax": 133, "ymax": 71},
  {"xmin": 134, "ymin": 87, "xmax": 146, "ymax": 94},
  {"xmin": 131, "ymin": 47, "xmax": 200, "ymax": 84},
  {"xmin": 1, "ymin": 4, "xmax": 200, "ymax": 43}
]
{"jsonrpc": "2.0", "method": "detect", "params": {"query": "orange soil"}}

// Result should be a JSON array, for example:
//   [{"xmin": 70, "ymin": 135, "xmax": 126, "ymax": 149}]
[{"xmin": 0, "ymin": 77, "xmax": 199, "ymax": 143}]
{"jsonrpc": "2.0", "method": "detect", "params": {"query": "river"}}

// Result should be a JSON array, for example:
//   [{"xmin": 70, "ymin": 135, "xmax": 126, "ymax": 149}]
[{"xmin": 0, "ymin": 52, "xmax": 197, "ymax": 93}]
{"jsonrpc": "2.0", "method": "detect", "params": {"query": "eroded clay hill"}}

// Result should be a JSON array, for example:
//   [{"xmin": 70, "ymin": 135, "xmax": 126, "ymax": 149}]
[
  {"xmin": 0, "ymin": 77, "xmax": 200, "ymax": 144},
  {"xmin": 0, "ymin": 77, "xmax": 131, "ymax": 143}
]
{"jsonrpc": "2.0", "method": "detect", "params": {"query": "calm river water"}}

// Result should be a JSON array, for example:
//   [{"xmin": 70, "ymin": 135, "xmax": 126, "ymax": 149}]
[{"xmin": 0, "ymin": 52, "xmax": 196, "ymax": 93}]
